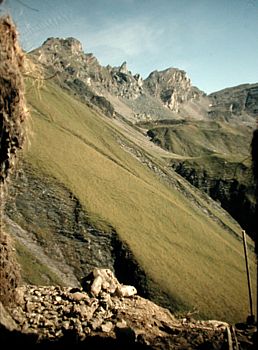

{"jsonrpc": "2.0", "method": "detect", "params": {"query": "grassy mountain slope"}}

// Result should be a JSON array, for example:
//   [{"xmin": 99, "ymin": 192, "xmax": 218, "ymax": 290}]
[
  {"xmin": 145, "ymin": 119, "xmax": 256, "ymax": 236},
  {"xmin": 11, "ymin": 79, "xmax": 256, "ymax": 323},
  {"xmin": 146, "ymin": 119, "xmax": 252, "ymax": 157}
]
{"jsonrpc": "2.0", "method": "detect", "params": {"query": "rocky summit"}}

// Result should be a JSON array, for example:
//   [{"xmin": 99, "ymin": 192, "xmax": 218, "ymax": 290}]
[
  {"xmin": 29, "ymin": 37, "xmax": 258, "ymax": 125},
  {"xmin": 29, "ymin": 37, "xmax": 207, "ymax": 122}
]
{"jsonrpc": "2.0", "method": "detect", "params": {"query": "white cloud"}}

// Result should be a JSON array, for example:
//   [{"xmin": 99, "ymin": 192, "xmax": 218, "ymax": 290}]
[{"xmin": 85, "ymin": 17, "xmax": 164, "ymax": 63}]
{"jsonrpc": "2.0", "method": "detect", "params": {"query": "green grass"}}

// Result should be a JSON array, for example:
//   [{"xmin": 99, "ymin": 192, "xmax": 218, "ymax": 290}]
[
  {"xmin": 146, "ymin": 120, "xmax": 252, "ymax": 158},
  {"xmin": 24, "ymin": 80, "xmax": 256, "ymax": 323},
  {"xmin": 15, "ymin": 240, "xmax": 64, "ymax": 286}
]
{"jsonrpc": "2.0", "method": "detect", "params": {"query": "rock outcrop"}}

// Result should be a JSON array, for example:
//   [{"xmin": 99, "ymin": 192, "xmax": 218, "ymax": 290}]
[
  {"xmin": 0, "ymin": 15, "xmax": 27, "ymax": 307},
  {"xmin": 81, "ymin": 267, "xmax": 137, "ymax": 297},
  {"xmin": 209, "ymin": 83, "xmax": 258, "ymax": 122},
  {"xmin": 143, "ymin": 68, "xmax": 201, "ymax": 112},
  {"xmin": 31, "ymin": 38, "xmax": 144, "ymax": 106}
]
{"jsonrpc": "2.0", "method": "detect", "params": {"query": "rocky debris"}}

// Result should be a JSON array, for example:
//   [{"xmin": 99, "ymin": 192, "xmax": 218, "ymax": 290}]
[
  {"xmin": 3, "ymin": 269, "xmax": 256, "ymax": 349},
  {"xmin": 1, "ymin": 269, "xmax": 256, "ymax": 350},
  {"xmin": 7, "ymin": 280, "xmax": 126, "ymax": 341}
]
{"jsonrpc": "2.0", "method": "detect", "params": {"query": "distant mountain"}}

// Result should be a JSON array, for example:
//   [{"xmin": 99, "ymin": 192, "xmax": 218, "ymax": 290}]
[
  {"xmin": 29, "ymin": 37, "xmax": 206, "ymax": 122},
  {"xmin": 4, "ymin": 37, "xmax": 257, "ymax": 324},
  {"xmin": 29, "ymin": 37, "xmax": 258, "ymax": 125}
]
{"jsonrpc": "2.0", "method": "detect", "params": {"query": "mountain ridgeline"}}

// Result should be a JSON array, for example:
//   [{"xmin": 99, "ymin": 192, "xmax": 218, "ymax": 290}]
[{"xmin": 4, "ymin": 36, "xmax": 257, "ymax": 323}]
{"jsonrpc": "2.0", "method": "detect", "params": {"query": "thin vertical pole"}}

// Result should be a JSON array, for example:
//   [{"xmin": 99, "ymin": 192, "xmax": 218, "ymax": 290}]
[{"xmin": 242, "ymin": 230, "xmax": 254, "ymax": 320}]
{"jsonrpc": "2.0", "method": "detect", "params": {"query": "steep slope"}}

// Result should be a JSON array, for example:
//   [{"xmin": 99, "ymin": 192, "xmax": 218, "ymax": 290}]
[
  {"xmin": 144, "ymin": 79, "xmax": 257, "ymax": 238},
  {"xmin": 5, "ymin": 79, "xmax": 256, "ymax": 323},
  {"xmin": 170, "ymin": 154, "xmax": 256, "ymax": 239}
]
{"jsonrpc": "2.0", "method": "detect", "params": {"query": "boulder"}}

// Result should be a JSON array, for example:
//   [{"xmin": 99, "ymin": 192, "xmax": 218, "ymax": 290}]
[{"xmin": 81, "ymin": 268, "xmax": 137, "ymax": 297}]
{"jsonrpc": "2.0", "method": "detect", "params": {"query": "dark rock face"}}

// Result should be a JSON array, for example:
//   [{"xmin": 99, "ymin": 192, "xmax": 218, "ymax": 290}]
[
  {"xmin": 209, "ymin": 83, "xmax": 258, "ymax": 121},
  {"xmin": 6, "ymin": 163, "xmax": 117, "ymax": 280},
  {"xmin": 91, "ymin": 95, "xmax": 114, "ymax": 117},
  {"xmin": 171, "ymin": 161, "xmax": 256, "ymax": 239}
]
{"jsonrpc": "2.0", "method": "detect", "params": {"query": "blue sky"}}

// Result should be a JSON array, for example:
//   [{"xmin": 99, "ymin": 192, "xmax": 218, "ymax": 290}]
[{"xmin": 2, "ymin": 0, "xmax": 258, "ymax": 93}]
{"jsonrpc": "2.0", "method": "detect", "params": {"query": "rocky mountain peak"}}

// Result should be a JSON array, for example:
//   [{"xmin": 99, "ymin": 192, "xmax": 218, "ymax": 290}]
[
  {"xmin": 119, "ymin": 61, "xmax": 129, "ymax": 74},
  {"xmin": 29, "ymin": 37, "xmax": 207, "ymax": 119},
  {"xmin": 41, "ymin": 37, "xmax": 83, "ymax": 55},
  {"xmin": 30, "ymin": 36, "xmax": 257, "ymax": 123},
  {"xmin": 143, "ymin": 68, "xmax": 196, "ymax": 112},
  {"xmin": 30, "ymin": 37, "xmax": 144, "ymax": 103},
  {"xmin": 29, "ymin": 36, "xmax": 212, "ymax": 121}
]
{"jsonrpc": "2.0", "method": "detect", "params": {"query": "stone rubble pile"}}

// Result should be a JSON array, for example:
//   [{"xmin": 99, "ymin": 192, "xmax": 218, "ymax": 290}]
[
  {"xmin": 8, "ymin": 268, "xmax": 137, "ymax": 341},
  {"xmin": 5, "ymin": 269, "xmax": 257, "ymax": 349}
]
